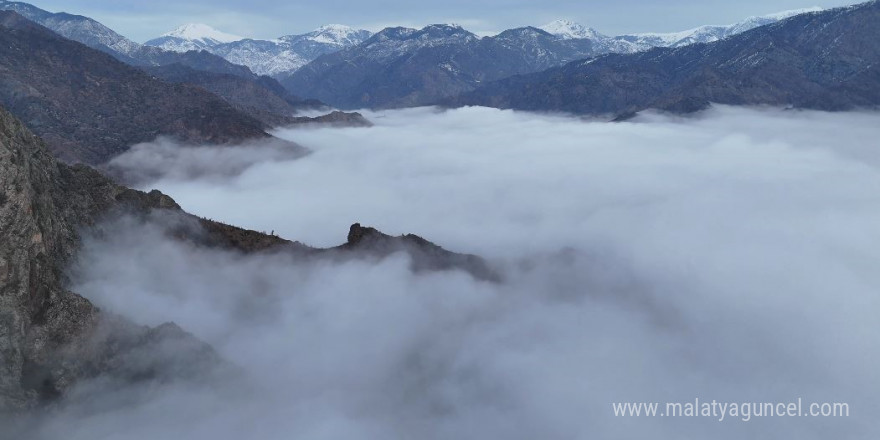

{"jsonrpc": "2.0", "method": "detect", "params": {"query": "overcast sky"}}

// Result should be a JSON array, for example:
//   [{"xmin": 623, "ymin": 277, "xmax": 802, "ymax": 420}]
[{"xmin": 35, "ymin": 0, "xmax": 858, "ymax": 42}]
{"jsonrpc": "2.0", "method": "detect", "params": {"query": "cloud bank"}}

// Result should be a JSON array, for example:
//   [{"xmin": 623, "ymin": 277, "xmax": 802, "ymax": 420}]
[
  {"xmin": 105, "ymin": 136, "xmax": 308, "ymax": 185},
  {"xmin": 17, "ymin": 106, "xmax": 880, "ymax": 438}
]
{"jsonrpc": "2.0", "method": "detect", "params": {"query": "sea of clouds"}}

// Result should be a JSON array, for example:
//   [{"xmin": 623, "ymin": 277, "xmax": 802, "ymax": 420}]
[{"xmin": 15, "ymin": 106, "xmax": 880, "ymax": 439}]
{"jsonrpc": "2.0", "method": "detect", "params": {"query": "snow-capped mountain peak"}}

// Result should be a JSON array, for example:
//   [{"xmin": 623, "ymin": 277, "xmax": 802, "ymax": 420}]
[
  {"xmin": 304, "ymin": 24, "xmax": 372, "ymax": 46},
  {"xmin": 162, "ymin": 23, "xmax": 243, "ymax": 44},
  {"xmin": 540, "ymin": 19, "xmax": 604, "ymax": 40},
  {"xmin": 146, "ymin": 23, "xmax": 244, "ymax": 53}
]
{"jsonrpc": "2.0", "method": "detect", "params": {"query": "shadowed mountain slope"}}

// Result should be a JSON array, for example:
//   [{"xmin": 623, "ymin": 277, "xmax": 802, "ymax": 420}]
[{"xmin": 0, "ymin": 11, "xmax": 273, "ymax": 164}]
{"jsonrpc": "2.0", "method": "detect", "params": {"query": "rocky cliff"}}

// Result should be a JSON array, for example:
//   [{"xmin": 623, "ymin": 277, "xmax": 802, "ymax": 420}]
[{"xmin": 0, "ymin": 104, "xmax": 223, "ymax": 411}]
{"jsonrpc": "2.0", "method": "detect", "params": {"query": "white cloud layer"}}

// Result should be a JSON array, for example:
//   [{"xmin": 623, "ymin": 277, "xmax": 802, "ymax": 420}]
[{"xmin": 19, "ymin": 106, "xmax": 880, "ymax": 438}]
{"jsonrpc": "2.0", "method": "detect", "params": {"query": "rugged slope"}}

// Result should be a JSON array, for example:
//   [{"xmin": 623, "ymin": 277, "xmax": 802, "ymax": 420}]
[
  {"xmin": 0, "ymin": 104, "xmax": 493, "ymax": 411},
  {"xmin": 0, "ymin": 11, "xmax": 274, "ymax": 164},
  {"xmin": 452, "ymin": 1, "xmax": 880, "ymax": 115}
]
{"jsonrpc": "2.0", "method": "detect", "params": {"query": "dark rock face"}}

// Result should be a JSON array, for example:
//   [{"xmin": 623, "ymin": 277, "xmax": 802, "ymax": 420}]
[
  {"xmin": 0, "ymin": 105, "xmax": 493, "ymax": 411},
  {"xmin": 0, "ymin": 11, "xmax": 272, "ymax": 165},
  {"xmin": 0, "ymin": 105, "xmax": 221, "ymax": 411},
  {"xmin": 281, "ymin": 25, "xmax": 596, "ymax": 109},
  {"xmin": 452, "ymin": 2, "xmax": 880, "ymax": 115}
]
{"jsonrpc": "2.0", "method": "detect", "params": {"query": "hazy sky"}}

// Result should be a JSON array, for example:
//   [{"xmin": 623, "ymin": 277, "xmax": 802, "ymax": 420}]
[{"xmin": 33, "ymin": 0, "xmax": 858, "ymax": 42}]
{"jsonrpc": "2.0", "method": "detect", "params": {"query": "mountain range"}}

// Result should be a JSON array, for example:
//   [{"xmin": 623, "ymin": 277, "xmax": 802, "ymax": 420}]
[
  {"xmin": 2, "ymin": 0, "xmax": 846, "ymax": 114},
  {"xmin": 1, "ymin": 0, "xmax": 875, "ymax": 137},
  {"xmin": 141, "ymin": 8, "xmax": 822, "ymax": 84},
  {"xmin": 278, "ymin": 9, "xmax": 828, "ymax": 108},
  {"xmin": 451, "ymin": 1, "xmax": 880, "ymax": 116}
]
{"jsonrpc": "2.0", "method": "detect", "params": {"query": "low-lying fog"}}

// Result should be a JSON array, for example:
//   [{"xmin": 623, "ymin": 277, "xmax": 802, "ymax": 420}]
[{"xmin": 30, "ymin": 107, "xmax": 880, "ymax": 438}]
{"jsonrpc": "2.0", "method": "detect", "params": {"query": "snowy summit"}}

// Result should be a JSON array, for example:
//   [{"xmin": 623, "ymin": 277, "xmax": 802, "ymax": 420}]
[
  {"xmin": 305, "ymin": 24, "xmax": 372, "ymax": 46},
  {"xmin": 145, "ymin": 23, "xmax": 243, "ymax": 52},
  {"xmin": 540, "ymin": 19, "xmax": 604, "ymax": 40},
  {"xmin": 161, "ymin": 23, "xmax": 243, "ymax": 44}
]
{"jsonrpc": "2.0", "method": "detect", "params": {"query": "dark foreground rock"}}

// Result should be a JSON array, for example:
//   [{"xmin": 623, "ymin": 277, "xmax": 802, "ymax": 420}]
[{"xmin": 0, "ymin": 104, "xmax": 223, "ymax": 411}]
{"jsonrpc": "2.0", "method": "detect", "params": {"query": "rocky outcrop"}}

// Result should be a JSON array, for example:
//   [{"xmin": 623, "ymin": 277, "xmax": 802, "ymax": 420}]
[
  {"xmin": 0, "ymin": 105, "xmax": 493, "ymax": 411},
  {"xmin": 287, "ymin": 111, "xmax": 373, "ymax": 128},
  {"xmin": 332, "ymin": 224, "xmax": 498, "ymax": 281}
]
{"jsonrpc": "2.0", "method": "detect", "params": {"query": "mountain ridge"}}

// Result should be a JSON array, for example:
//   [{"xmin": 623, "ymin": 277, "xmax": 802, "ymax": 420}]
[
  {"xmin": 280, "ymin": 7, "xmax": 827, "ymax": 109},
  {"xmin": 448, "ymin": 1, "xmax": 880, "ymax": 116}
]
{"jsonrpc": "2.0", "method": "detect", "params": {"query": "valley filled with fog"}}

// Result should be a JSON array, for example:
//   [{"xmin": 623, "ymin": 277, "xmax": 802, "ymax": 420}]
[{"xmin": 22, "ymin": 106, "xmax": 879, "ymax": 438}]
